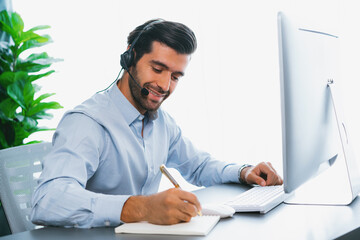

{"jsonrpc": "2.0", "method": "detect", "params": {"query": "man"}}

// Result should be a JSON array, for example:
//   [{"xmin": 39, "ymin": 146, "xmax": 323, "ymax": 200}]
[{"xmin": 31, "ymin": 19, "xmax": 283, "ymax": 228}]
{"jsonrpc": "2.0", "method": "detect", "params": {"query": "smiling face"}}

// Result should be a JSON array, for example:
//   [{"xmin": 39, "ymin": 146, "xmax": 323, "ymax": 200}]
[{"xmin": 119, "ymin": 41, "xmax": 190, "ymax": 114}]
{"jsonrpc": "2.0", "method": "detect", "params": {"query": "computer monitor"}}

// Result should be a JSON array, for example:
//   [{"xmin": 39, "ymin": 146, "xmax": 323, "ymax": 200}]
[{"xmin": 277, "ymin": 12, "xmax": 360, "ymax": 205}]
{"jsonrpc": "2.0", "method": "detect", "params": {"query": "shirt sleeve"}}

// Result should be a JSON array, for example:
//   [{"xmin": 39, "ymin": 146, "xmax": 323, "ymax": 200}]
[
  {"xmin": 165, "ymin": 116, "xmax": 242, "ymax": 187},
  {"xmin": 31, "ymin": 113, "xmax": 129, "ymax": 228}
]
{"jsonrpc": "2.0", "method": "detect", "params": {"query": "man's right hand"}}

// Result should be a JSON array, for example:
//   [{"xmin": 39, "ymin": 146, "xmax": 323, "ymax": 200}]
[{"xmin": 120, "ymin": 188, "xmax": 202, "ymax": 225}]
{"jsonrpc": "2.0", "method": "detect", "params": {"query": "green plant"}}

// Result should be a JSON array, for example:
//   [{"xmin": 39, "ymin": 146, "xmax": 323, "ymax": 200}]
[{"xmin": 0, "ymin": 10, "xmax": 63, "ymax": 149}]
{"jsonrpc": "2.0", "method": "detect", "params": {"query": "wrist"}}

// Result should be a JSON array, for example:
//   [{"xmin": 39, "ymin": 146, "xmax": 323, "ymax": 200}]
[
  {"xmin": 238, "ymin": 164, "xmax": 253, "ymax": 184},
  {"xmin": 121, "ymin": 195, "xmax": 148, "ymax": 223}
]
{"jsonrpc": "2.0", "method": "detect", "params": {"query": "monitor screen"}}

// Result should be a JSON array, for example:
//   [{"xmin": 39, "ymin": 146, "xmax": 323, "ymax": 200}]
[{"xmin": 278, "ymin": 12, "xmax": 360, "ymax": 203}]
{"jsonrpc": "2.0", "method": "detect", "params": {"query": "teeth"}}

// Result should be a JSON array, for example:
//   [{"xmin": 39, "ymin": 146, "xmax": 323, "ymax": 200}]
[{"xmin": 148, "ymin": 88, "xmax": 166, "ymax": 97}]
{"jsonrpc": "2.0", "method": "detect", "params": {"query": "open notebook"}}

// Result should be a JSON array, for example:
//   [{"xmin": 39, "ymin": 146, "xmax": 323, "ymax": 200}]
[{"xmin": 114, "ymin": 215, "xmax": 220, "ymax": 236}]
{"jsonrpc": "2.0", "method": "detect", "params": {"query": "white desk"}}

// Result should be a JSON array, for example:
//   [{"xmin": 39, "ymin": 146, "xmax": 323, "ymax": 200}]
[
  {"xmin": 1, "ymin": 183, "xmax": 359, "ymax": 239},
  {"xmin": 195, "ymin": 184, "xmax": 360, "ymax": 239}
]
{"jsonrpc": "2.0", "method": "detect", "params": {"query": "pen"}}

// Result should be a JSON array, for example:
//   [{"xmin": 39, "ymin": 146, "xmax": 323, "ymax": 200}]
[
  {"xmin": 160, "ymin": 164, "xmax": 181, "ymax": 188},
  {"xmin": 160, "ymin": 164, "xmax": 202, "ymax": 216}
]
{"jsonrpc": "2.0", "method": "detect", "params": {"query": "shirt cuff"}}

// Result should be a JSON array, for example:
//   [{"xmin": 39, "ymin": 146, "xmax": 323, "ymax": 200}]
[
  {"xmin": 92, "ymin": 194, "xmax": 131, "ymax": 227},
  {"xmin": 222, "ymin": 164, "xmax": 243, "ymax": 183}
]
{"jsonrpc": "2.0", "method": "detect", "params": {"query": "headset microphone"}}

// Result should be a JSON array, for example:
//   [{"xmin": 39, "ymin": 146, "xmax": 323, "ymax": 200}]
[
  {"xmin": 141, "ymin": 87, "xmax": 149, "ymax": 96},
  {"xmin": 127, "ymin": 70, "xmax": 149, "ymax": 96}
]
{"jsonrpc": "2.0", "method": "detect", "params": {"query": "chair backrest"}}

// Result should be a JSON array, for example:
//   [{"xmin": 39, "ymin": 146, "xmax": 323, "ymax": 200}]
[{"xmin": 0, "ymin": 142, "xmax": 52, "ymax": 234}]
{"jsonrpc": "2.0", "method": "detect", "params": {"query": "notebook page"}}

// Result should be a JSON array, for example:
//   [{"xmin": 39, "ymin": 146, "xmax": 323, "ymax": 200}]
[{"xmin": 114, "ymin": 215, "xmax": 220, "ymax": 236}]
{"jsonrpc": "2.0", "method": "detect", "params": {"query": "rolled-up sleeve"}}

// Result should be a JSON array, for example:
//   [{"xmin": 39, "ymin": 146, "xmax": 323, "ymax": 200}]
[{"xmin": 31, "ymin": 178, "xmax": 130, "ymax": 228}]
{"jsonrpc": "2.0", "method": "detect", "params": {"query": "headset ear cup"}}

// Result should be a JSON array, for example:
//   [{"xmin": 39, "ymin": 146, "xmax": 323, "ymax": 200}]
[
  {"xmin": 120, "ymin": 50, "xmax": 133, "ymax": 70},
  {"xmin": 120, "ymin": 20, "xmax": 163, "ymax": 71}
]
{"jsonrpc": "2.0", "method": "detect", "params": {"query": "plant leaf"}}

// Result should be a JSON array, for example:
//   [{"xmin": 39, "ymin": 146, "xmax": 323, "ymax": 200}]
[
  {"xmin": 25, "ymin": 52, "xmax": 50, "ymax": 62},
  {"xmin": 0, "ymin": 98, "xmax": 19, "ymax": 119},
  {"xmin": 7, "ymin": 78, "xmax": 27, "ymax": 109},
  {"xmin": 0, "ymin": 10, "xmax": 62, "ymax": 149},
  {"xmin": 33, "ymin": 93, "xmax": 55, "ymax": 104},
  {"xmin": 11, "ymin": 12, "xmax": 24, "ymax": 37},
  {"xmin": 0, "ymin": 71, "xmax": 28, "ymax": 88},
  {"xmin": 0, "ymin": 10, "xmax": 16, "ymax": 40},
  {"xmin": 0, "ymin": 12, "xmax": 25, "ymax": 45},
  {"xmin": 27, "ymin": 25, "xmax": 50, "ymax": 32},
  {"xmin": 22, "ymin": 116, "xmax": 38, "ymax": 131},
  {"xmin": 6, "ymin": 78, "xmax": 35, "ymax": 111},
  {"xmin": 31, "ymin": 110, "xmax": 54, "ymax": 120},
  {"xmin": 32, "ymin": 83, "xmax": 41, "ymax": 93},
  {"xmin": 24, "ymin": 140, "xmax": 43, "ymax": 145},
  {"xmin": 15, "ymin": 52, "xmax": 61, "ymax": 73},
  {"xmin": 18, "ymin": 31, "xmax": 49, "ymax": 45},
  {"xmin": 23, "ymin": 80, "xmax": 35, "ymax": 109},
  {"xmin": 13, "ymin": 122, "xmax": 30, "ymax": 146},
  {"xmin": 16, "ymin": 62, "xmax": 51, "ymax": 73},
  {"xmin": 17, "ymin": 36, "xmax": 52, "ymax": 57},
  {"xmin": 28, "ymin": 70, "xmax": 55, "ymax": 82},
  {"xmin": 0, "ymin": 10, "xmax": 11, "ymax": 27},
  {"xmin": 31, "ymin": 126, "xmax": 55, "ymax": 132},
  {"xmin": 0, "ymin": 20, "xmax": 14, "ymax": 38},
  {"xmin": 0, "ymin": 42, "xmax": 13, "ymax": 72},
  {"xmin": 27, "ymin": 101, "xmax": 63, "ymax": 118}
]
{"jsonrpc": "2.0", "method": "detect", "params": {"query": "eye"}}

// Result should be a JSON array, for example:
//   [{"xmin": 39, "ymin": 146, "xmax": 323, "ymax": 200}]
[
  {"xmin": 171, "ymin": 74, "xmax": 180, "ymax": 82},
  {"xmin": 152, "ymin": 67, "xmax": 162, "ymax": 73}
]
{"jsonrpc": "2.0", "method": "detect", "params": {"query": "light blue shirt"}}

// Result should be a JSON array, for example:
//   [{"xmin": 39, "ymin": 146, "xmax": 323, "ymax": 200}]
[{"xmin": 31, "ymin": 84, "xmax": 241, "ymax": 228}]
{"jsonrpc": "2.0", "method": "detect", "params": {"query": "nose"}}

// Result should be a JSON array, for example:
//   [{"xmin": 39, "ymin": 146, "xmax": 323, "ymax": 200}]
[{"xmin": 157, "ymin": 73, "xmax": 171, "ymax": 92}]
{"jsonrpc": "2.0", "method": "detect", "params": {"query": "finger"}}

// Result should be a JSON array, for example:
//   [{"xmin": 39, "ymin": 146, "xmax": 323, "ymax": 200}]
[
  {"xmin": 153, "ymin": 190, "xmax": 194, "ymax": 225},
  {"xmin": 266, "ymin": 173, "xmax": 278, "ymax": 186},
  {"xmin": 247, "ymin": 163, "xmax": 275, "ymax": 186},
  {"xmin": 261, "ymin": 162, "xmax": 283, "ymax": 186},
  {"xmin": 266, "ymin": 162, "xmax": 277, "ymax": 173},
  {"xmin": 255, "ymin": 162, "xmax": 274, "ymax": 185},
  {"xmin": 246, "ymin": 171, "xmax": 266, "ymax": 186},
  {"xmin": 278, "ymin": 176, "xmax": 284, "ymax": 185},
  {"xmin": 174, "ymin": 209, "xmax": 193, "ymax": 223},
  {"xmin": 177, "ymin": 190, "xmax": 202, "ymax": 213},
  {"xmin": 263, "ymin": 168, "xmax": 277, "ymax": 186},
  {"xmin": 178, "ymin": 201, "xmax": 198, "ymax": 217},
  {"xmin": 268, "ymin": 162, "xmax": 284, "ymax": 185},
  {"xmin": 160, "ymin": 211, "xmax": 191, "ymax": 225}
]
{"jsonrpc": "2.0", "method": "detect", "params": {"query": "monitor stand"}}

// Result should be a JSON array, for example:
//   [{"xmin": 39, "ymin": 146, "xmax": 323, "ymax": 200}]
[{"xmin": 285, "ymin": 80, "xmax": 360, "ymax": 206}]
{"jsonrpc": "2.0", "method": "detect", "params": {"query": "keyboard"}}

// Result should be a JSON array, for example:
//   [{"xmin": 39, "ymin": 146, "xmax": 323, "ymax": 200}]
[{"xmin": 224, "ymin": 185, "xmax": 288, "ymax": 214}]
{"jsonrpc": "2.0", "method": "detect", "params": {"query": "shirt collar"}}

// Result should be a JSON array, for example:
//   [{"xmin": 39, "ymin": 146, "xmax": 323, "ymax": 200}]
[{"xmin": 108, "ymin": 83, "xmax": 158, "ymax": 125}]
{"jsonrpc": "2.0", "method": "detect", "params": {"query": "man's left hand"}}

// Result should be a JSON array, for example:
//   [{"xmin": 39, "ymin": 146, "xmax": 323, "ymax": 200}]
[{"xmin": 240, "ymin": 162, "xmax": 283, "ymax": 186}]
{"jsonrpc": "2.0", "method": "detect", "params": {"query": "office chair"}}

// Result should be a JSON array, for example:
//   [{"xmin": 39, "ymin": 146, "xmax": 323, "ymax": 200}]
[{"xmin": 0, "ymin": 142, "xmax": 52, "ymax": 234}]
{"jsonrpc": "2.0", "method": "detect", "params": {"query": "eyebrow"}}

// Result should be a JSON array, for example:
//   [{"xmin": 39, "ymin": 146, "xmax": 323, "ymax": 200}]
[{"xmin": 150, "ymin": 60, "xmax": 185, "ymax": 77}]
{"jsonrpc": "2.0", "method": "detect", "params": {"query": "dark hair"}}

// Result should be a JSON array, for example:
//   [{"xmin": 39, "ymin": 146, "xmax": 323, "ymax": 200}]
[{"xmin": 127, "ymin": 19, "xmax": 197, "ymax": 66}]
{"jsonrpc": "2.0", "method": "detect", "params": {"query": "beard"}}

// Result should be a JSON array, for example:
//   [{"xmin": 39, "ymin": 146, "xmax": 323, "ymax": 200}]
[{"xmin": 128, "ymin": 67, "xmax": 170, "ymax": 113}]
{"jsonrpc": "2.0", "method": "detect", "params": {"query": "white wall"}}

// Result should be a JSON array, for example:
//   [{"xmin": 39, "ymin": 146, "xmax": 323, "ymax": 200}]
[{"xmin": 12, "ymin": 0, "xmax": 360, "ymax": 191}]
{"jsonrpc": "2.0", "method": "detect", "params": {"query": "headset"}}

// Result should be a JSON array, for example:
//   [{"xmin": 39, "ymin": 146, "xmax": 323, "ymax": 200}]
[
  {"xmin": 120, "ymin": 19, "xmax": 163, "ymax": 71},
  {"xmin": 98, "ymin": 19, "xmax": 163, "ymax": 94}
]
